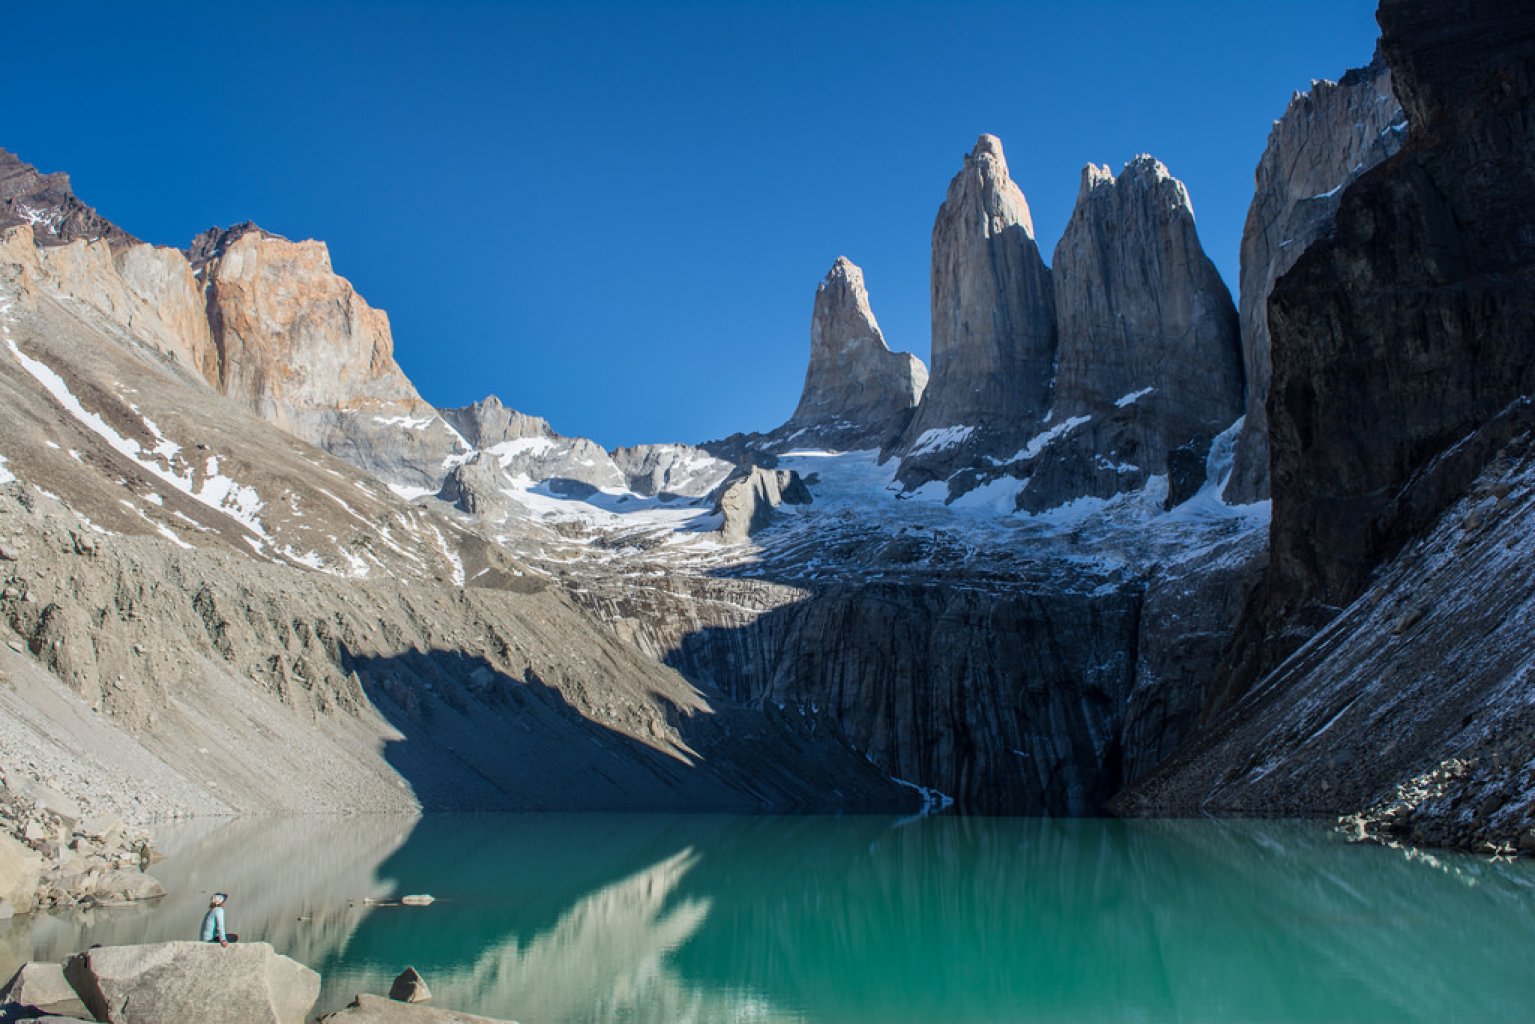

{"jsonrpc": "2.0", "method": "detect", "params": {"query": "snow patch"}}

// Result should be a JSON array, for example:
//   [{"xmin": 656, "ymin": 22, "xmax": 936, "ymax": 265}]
[
  {"xmin": 907, "ymin": 425, "xmax": 974, "ymax": 457},
  {"xmin": 1114, "ymin": 387, "xmax": 1154, "ymax": 408}
]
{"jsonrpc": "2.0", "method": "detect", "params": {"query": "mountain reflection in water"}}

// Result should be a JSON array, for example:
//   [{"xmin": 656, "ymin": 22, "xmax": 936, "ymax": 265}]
[{"xmin": 6, "ymin": 814, "xmax": 1535, "ymax": 1023}]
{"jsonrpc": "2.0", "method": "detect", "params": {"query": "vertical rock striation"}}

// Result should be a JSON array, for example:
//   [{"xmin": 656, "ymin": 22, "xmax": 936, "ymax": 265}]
[
  {"xmin": 1225, "ymin": 53, "xmax": 1404, "ymax": 503},
  {"xmin": 781, "ymin": 256, "xmax": 927, "ymax": 451},
  {"xmin": 1017, "ymin": 156, "xmax": 1241, "ymax": 510},
  {"xmin": 894, "ymin": 134, "xmax": 1056, "ymax": 488}
]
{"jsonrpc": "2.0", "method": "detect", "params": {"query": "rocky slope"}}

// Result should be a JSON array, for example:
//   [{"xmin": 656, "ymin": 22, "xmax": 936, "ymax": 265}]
[
  {"xmin": 1225, "ymin": 51, "xmax": 1404, "ymax": 502},
  {"xmin": 1119, "ymin": 0, "xmax": 1535, "ymax": 851}
]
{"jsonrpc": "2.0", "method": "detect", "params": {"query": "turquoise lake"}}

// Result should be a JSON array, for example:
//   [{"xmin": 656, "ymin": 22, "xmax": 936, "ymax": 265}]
[{"xmin": 5, "ymin": 814, "xmax": 1534, "ymax": 1023}]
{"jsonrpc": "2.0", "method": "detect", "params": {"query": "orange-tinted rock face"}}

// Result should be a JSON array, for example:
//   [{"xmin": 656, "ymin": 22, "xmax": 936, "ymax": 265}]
[{"xmin": 197, "ymin": 230, "xmax": 429, "ymax": 433}]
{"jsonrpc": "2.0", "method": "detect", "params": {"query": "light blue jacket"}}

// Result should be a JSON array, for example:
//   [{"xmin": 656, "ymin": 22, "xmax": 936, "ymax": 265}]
[{"xmin": 200, "ymin": 906, "xmax": 227, "ymax": 941}]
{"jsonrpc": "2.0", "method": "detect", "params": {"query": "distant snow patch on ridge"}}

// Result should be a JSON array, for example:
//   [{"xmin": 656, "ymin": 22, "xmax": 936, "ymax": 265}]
[
  {"xmin": 1114, "ymin": 386, "xmax": 1154, "ymax": 408},
  {"xmin": 907, "ymin": 425, "xmax": 974, "ymax": 457},
  {"xmin": 372, "ymin": 414, "xmax": 435, "ymax": 430},
  {"xmin": 0, "ymin": 451, "xmax": 15, "ymax": 484},
  {"xmin": 3, "ymin": 322, "xmax": 273, "ymax": 544}
]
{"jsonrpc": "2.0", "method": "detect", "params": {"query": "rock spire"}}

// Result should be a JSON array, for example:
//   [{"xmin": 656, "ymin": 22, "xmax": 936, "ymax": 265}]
[
  {"xmin": 894, "ymin": 134, "xmax": 1056, "ymax": 485},
  {"xmin": 782, "ymin": 256, "xmax": 926, "ymax": 450}
]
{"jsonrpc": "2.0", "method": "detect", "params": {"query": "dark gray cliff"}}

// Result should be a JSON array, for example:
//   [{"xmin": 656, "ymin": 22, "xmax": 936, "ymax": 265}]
[
  {"xmin": 1225, "ymin": 54, "xmax": 1404, "ymax": 503},
  {"xmin": 780, "ymin": 257, "xmax": 927, "ymax": 451},
  {"xmin": 893, "ymin": 134, "xmax": 1056, "ymax": 489},
  {"xmin": 1011, "ymin": 156, "xmax": 1242, "ymax": 512},
  {"xmin": 1119, "ymin": 0, "xmax": 1535, "ymax": 852},
  {"xmin": 0, "ymin": 148, "xmax": 138, "ymax": 249}
]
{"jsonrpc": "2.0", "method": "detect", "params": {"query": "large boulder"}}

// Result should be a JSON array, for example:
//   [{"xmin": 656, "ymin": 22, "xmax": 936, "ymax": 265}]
[
  {"xmin": 0, "ymin": 961, "xmax": 89, "ymax": 1019},
  {"xmin": 0, "ymin": 832, "xmax": 44, "ymax": 915},
  {"xmin": 63, "ymin": 941, "xmax": 319, "ymax": 1024},
  {"xmin": 319, "ymin": 993, "xmax": 515, "ymax": 1023}
]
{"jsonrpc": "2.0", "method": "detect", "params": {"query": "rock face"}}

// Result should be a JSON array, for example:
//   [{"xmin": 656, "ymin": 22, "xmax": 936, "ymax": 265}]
[
  {"xmin": 1119, "ymin": 0, "xmax": 1535, "ymax": 851},
  {"xmin": 64, "ymin": 941, "xmax": 320, "ymax": 1024},
  {"xmin": 780, "ymin": 256, "xmax": 927, "ymax": 450},
  {"xmin": 1017, "ymin": 157, "xmax": 1242, "ymax": 510},
  {"xmin": 610, "ymin": 443, "xmax": 733, "ymax": 498},
  {"xmin": 1251, "ymin": 0, "xmax": 1535, "ymax": 667},
  {"xmin": 713, "ymin": 468, "xmax": 811, "ymax": 543},
  {"xmin": 192, "ymin": 223, "xmax": 465, "ymax": 490},
  {"xmin": 439, "ymin": 395, "xmax": 553, "ymax": 450},
  {"xmin": 437, "ymin": 453, "xmax": 513, "ymax": 517},
  {"xmin": 894, "ymin": 134, "xmax": 1056, "ymax": 486},
  {"xmin": 0, "ymin": 148, "xmax": 137, "ymax": 249},
  {"xmin": 1225, "ymin": 52, "xmax": 1404, "ymax": 503}
]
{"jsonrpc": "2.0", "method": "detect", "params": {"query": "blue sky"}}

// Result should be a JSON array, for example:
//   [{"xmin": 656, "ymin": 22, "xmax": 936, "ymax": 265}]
[{"xmin": 5, "ymin": 1, "xmax": 1381, "ymax": 447}]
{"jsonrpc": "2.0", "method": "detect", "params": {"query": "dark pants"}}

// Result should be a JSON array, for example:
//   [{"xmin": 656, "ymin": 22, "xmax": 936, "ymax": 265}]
[{"xmin": 206, "ymin": 933, "xmax": 238, "ymax": 943}]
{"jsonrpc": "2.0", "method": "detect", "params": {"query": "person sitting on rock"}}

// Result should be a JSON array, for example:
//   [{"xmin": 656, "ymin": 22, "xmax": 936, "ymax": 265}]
[{"xmin": 200, "ymin": 892, "xmax": 238, "ymax": 947}]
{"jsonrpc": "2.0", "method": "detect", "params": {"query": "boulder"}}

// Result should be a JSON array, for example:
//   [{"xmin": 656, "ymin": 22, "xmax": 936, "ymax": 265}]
[
  {"xmin": 319, "ymin": 993, "xmax": 515, "ymax": 1023},
  {"xmin": 63, "ymin": 941, "xmax": 319, "ymax": 1024},
  {"xmin": 0, "ymin": 832, "xmax": 44, "ymax": 915},
  {"xmin": 0, "ymin": 961, "xmax": 90, "ymax": 1019},
  {"xmin": 388, "ymin": 966, "xmax": 431, "ymax": 1003}
]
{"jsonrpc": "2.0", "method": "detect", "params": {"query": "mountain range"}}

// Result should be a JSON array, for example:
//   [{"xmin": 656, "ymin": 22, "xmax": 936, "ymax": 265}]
[{"xmin": 1, "ymin": 0, "xmax": 1532, "ymax": 861}]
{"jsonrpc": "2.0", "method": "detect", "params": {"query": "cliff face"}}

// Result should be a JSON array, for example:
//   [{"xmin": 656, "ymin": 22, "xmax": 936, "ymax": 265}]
[
  {"xmin": 192, "ymin": 224, "xmax": 467, "ymax": 489},
  {"xmin": 1260, "ymin": 0, "xmax": 1535, "ymax": 643},
  {"xmin": 781, "ymin": 257, "xmax": 927, "ymax": 451},
  {"xmin": 1120, "ymin": 0, "xmax": 1535, "ymax": 850},
  {"xmin": 1225, "ymin": 54, "xmax": 1404, "ymax": 503},
  {"xmin": 893, "ymin": 135, "xmax": 1056, "ymax": 487},
  {"xmin": 1018, "ymin": 157, "xmax": 1242, "ymax": 511}
]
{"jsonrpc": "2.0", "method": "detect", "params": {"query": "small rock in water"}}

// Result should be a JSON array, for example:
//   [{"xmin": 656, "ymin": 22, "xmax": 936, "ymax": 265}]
[
  {"xmin": 399, "ymin": 894, "xmax": 434, "ymax": 906},
  {"xmin": 388, "ymin": 966, "xmax": 431, "ymax": 1003}
]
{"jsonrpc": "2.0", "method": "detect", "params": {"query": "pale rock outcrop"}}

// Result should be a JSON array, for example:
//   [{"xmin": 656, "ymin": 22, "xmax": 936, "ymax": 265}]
[
  {"xmin": 320, "ymin": 993, "xmax": 513, "ymax": 1024},
  {"xmin": 64, "ymin": 941, "xmax": 320, "ymax": 1024},
  {"xmin": 191, "ymin": 223, "xmax": 466, "ymax": 490},
  {"xmin": 781, "ymin": 256, "xmax": 927, "ymax": 451},
  {"xmin": 1226, "ymin": 51, "xmax": 1404, "ymax": 502},
  {"xmin": 440, "ymin": 395, "xmax": 554, "ymax": 449},
  {"xmin": 895, "ymin": 134, "xmax": 1056, "ymax": 487},
  {"xmin": 0, "ymin": 832, "xmax": 44, "ymax": 915},
  {"xmin": 1014, "ymin": 156, "xmax": 1242, "ymax": 511},
  {"xmin": 438, "ymin": 453, "xmax": 514, "ymax": 517},
  {"xmin": 713, "ymin": 467, "xmax": 812, "ymax": 543},
  {"xmin": 0, "ymin": 147, "xmax": 137, "ymax": 249},
  {"xmin": 611, "ymin": 443, "xmax": 734, "ymax": 498}
]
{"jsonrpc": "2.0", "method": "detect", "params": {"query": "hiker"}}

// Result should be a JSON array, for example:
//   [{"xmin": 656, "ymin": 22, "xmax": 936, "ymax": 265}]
[{"xmin": 200, "ymin": 892, "xmax": 238, "ymax": 946}]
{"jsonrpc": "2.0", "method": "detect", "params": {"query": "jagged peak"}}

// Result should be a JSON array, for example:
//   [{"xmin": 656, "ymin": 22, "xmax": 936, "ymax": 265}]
[
  {"xmin": 186, "ymin": 221, "xmax": 288, "ymax": 267},
  {"xmin": 948, "ymin": 133, "xmax": 1035, "ymax": 239}
]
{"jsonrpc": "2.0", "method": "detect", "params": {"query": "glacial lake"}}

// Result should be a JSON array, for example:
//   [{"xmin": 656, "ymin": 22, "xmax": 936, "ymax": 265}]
[{"xmin": 5, "ymin": 813, "xmax": 1535, "ymax": 1023}]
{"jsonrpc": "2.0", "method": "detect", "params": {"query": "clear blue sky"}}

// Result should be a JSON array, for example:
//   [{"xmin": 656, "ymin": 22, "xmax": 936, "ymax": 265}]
[{"xmin": 5, "ymin": 1, "xmax": 1381, "ymax": 448}]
